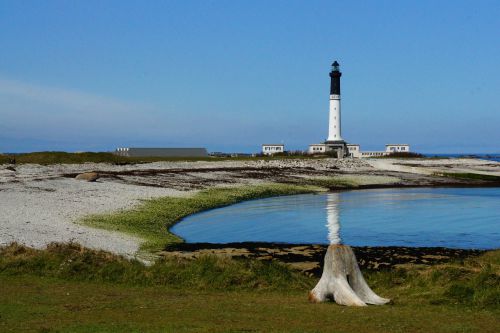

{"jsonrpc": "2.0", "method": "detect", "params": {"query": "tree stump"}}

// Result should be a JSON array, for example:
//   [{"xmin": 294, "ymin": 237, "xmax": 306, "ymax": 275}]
[{"xmin": 309, "ymin": 244, "xmax": 390, "ymax": 306}]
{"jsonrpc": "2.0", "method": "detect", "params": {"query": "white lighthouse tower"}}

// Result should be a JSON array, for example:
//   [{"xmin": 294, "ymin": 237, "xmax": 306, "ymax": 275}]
[
  {"xmin": 325, "ymin": 61, "xmax": 347, "ymax": 157},
  {"xmin": 308, "ymin": 60, "xmax": 348, "ymax": 157},
  {"xmin": 327, "ymin": 61, "xmax": 342, "ymax": 142}
]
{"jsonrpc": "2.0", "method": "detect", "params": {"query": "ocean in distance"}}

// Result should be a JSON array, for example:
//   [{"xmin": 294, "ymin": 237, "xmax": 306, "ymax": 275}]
[{"xmin": 424, "ymin": 153, "xmax": 500, "ymax": 162}]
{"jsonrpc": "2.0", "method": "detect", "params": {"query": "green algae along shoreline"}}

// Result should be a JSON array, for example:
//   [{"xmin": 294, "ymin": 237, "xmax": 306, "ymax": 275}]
[
  {"xmin": 81, "ymin": 179, "xmax": 500, "ymax": 260},
  {"xmin": 82, "ymin": 183, "xmax": 324, "ymax": 254}
]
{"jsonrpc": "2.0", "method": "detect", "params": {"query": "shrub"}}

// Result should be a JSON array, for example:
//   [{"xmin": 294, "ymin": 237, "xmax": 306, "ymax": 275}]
[
  {"xmin": 0, "ymin": 243, "xmax": 312, "ymax": 291},
  {"xmin": 385, "ymin": 152, "xmax": 424, "ymax": 158}
]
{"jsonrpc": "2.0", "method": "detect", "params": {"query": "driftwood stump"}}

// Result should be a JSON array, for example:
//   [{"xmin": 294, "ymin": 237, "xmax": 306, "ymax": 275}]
[{"xmin": 309, "ymin": 244, "xmax": 390, "ymax": 306}]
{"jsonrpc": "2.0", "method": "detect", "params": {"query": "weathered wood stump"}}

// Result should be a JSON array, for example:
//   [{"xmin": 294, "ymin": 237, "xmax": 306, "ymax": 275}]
[{"xmin": 309, "ymin": 244, "xmax": 390, "ymax": 306}]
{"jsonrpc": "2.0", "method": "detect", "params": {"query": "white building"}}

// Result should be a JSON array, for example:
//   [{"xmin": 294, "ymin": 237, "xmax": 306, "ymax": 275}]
[
  {"xmin": 311, "ymin": 142, "xmax": 412, "ymax": 158},
  {"xmin": 262, "ymin": 144, "xmax": 284, "ymax": 155},
  {"xmin": 346, "ymin": 144, "xmax": 361, "ymax": 158},
  {"xmin": 347, "ymin": 144, "xmax": 389, "ymax": 158},
  {"xmin": 360, "ymin": 151, "xmax": 388, "ymax": 158},
  {"xmin": 346, "ymin": 144, "xmax": 411, "ymax": 158},
  {"xmin": 308, "ymin": 144, "xmax": 327, "ymax": 154},
  {"xmin": 385, "ymin": 144, "xmax": 410, "ymax": 153}
]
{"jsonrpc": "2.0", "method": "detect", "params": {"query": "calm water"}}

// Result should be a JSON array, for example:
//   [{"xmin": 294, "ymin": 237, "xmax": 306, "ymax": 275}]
[{"xmin": 171, "ymin": 187, "xmax": 500, "ymax": 249}]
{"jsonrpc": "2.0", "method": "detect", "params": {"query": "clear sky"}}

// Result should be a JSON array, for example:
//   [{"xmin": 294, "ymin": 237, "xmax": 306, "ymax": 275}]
[{"xmin": 1, "ymin": 0, "xmax": 499, "ymax": 153}]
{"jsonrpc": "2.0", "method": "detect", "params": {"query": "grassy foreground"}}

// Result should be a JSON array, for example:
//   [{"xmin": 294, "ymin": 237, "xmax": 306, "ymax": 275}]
[
  {"xmin": 82, "ymin": 184, "xmax": 322, "ymax": 252},
  {"xmin": 0, "ymin": 243, "xmax": 499, "ymax": 332}
]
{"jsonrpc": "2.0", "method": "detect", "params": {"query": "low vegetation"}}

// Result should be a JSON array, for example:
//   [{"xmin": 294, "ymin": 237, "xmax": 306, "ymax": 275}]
[
  {"xmin": 301, "ymin": 176, "xmax": 359, "ymax": 189},
  {"xmin": 379, "ymin": 152, "xmax": 424, "ymax": 158},
  {"xmin": 0, "ymin": 151, "xmax": 330, "ymax": 165},
  {"xmin": 0, "ymin": 243, "xmax": 498, "ymax": 332},
  {"xmin": 82, "ymin": 184, "xmax": 322, "ymax": 253},
  {"xmin": 0, "ymin": 151, "xmax": 221, "ymax": 165},
  {"xmin": 365, "ymin": 250, "xmax": 500, "ymax": 308},
  {"xmin": 0, "ymin": 154, "xmax": 15, "ymax": 164},
  {"xmin": 0, "ymin": 243, "xmax": 310, "ymax": 291}
]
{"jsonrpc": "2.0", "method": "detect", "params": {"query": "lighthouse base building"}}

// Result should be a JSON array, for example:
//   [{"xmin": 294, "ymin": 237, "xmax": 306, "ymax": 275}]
[{"xmin": 307, "ymin": 142, "xmax": 347, "ymax": 157}]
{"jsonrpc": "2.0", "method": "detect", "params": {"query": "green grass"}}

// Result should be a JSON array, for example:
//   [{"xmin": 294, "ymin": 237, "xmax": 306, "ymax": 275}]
[
  {"xmin": 364, "ymin": 252, "xmax": 500, "ymax": 308},
  {"xmin": 1, "ymin": 151, "xmax": 226, "ymax": 165},
  {"xmin": 435, "ymin": 172, "xmax": 500, "ymax": 182},
  {"xmin": 0, "ymin": 243, "xmax": 311, "ymax": 291},
  {"xmin": 0, "ymin": 154, "xmax": 15, "ymax": 164},
  {"xmin": 378, "ymin": 152, "xmax": 425, "ymax": 158},
  {"xmin": 0, "ymin": 151, "xmax": 329, "ymax": 165},
  {"xmin": 2, "ymin": 152, "xmax": 133, "ymax": 165},
  {"xmin": 82, "ymin": 184, "xmax": 322, "ymax": 253},
  {"xmin": 0, "ymin": 243, "xmax": 499, "ymax": 332},
  {"xmin": 300, "ymin": 176, "xmax": 360, "ymax": 189}
]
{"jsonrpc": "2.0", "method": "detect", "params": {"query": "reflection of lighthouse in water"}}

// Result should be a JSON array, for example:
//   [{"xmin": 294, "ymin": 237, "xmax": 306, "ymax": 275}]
[{"xmin": 326, "ymin": 193, "xmax": 342, "ymax": 244}]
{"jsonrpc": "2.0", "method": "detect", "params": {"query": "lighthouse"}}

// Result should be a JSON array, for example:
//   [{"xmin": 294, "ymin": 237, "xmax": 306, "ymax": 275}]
[
  {"xmin": 327, "ymin": 61, "xmax": 342, "ymax": 142},
  {"xmin": 325, "ymin": 61, "xmax": 347, "ymax": 156},
  {"xmin": 308, "ymin": 61, "xmax": 408, "ymax": 158}
]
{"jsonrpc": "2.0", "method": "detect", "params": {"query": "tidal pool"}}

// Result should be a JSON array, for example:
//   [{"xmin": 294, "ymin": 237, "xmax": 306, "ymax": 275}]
[{"xmin": 171, "ymin": 187, "xmax": 500, "ymax": 249}]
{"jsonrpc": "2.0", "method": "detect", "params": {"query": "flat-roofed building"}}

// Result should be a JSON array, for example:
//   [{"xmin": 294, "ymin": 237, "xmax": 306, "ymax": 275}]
[
  {"xmin": 340, "ymin": 143, "xmax": 411, "ymax": 158},
  {"xmin": 115, "ymin": 147, "xmax": 208, "ymax": 157},
  {"xmin": 346, "ymin": 144, "xmax": 361, "ymax": 158},
  {"xmin": 308, "ymin": 144, "xmax": 327, "ymax": 154},
  {"xmin": 385, "ymin": 144, "xmax": 410, "ymax": 153},
  {"xmin": 360, "ymin": 151, "xmax": 387, "ymax": 157},
  {"xmin": 262, "ymin": 144, "xmax": 284, "ymax": 155}
]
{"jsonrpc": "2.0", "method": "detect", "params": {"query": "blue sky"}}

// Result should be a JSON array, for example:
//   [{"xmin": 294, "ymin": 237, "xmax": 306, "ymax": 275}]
[{"xmin": 1, "ymin": 1, "xmax": 499, "ymax": 153}]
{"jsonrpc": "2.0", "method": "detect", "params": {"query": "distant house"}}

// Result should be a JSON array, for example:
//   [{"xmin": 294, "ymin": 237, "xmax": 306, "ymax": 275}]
[
  {"xmin": 360, "ymin": 151, "xmax": 387, "ymax": 157},
  {"xmin": 346, "ymin": 144, "xmax": 361, "ymax": 158},
  {"xmin": 324, "ymin": 143, "xmax": 412, "ymax": 158},
  {"xmin": 262, "ymin": 144, "xmax": 284, "ymax": 156},
  {"xmin": 308, "ymin": 144, "xmax": 327, "ymax": 154},
  {"xmin": 385, "ymin": 144, "xmax": 410, "ymax": 153},
  {"xmin": 115, "ymin": 147, "xmax": 208, "ymax": 157}
]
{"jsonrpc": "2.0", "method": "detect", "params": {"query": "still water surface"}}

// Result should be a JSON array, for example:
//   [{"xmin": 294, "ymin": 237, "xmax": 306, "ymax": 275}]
[{"xmin": 171, "ymin": 187, "xmax": 500, "ymax": 249}]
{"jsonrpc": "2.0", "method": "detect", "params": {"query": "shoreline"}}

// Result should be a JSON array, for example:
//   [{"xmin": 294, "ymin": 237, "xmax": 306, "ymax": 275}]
[
  {"xmin": 161, "ymin": 242, "xmax": 489, "ymax": 277},
  {"xmin": 1, "ymin": 157, "xmax": 499, "ymax": 259}
]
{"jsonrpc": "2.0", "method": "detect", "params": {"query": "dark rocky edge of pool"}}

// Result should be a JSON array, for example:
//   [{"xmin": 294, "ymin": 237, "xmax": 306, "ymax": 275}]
[{"xmin": 160, "ymin": 242, "xmax": 485, "ymax": 277}]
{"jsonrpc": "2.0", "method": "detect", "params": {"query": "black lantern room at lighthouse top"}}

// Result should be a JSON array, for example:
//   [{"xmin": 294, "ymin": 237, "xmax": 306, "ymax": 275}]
[{"xmin": 330, "ymin": 61, "xmax": 342, "ymax": 95}]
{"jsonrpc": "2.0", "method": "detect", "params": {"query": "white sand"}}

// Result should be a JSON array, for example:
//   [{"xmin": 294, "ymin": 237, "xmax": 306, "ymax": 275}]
[
  {"xmin": 367, "ymin": 158, "xmax": 500, "ymax": 176},
  {"xmin": 0, "ymin": 169, "xmax": 186, "ymax": 258}
]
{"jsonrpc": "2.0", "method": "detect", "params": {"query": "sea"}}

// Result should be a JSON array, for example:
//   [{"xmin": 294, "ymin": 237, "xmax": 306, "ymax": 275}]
[{"xmin": 423, "ymin": 154, "xmax": 500, "ymax": 162}]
